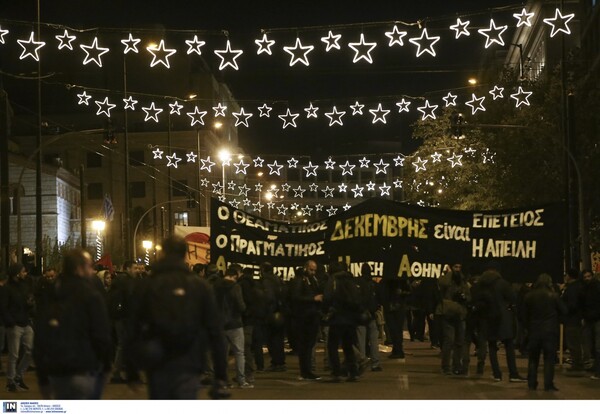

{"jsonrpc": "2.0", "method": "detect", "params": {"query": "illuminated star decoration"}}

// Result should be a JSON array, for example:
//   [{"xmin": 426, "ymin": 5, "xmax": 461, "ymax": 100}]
[
  {"xmin": 258, "ymin": 104, "xmax": 272, "ymax": 117},
  {"xmin": 0, "ymin": 26, "xmax": 8, "ymax": 44},
  {"xmin": 242, "ymin": 198, "xmax": 251, "ymax": 207},
  {"xmin": 304, "ymin": 103, "xmax": 319, "ymax": 118},
  {"xmin": 464, "ymin": 147, "xmax": 477, "ymax": 155},
  {"xmin": 230, "ymin": 200, "xmax": 240, "ymax": 209},
  {"xmin": 277, "ymin": 205, "xmax": 289, "ymax": 216},
  {"xmin": 369, "ymin": 103, "xmax": 390, "ymax": 124},
  {"xmin": 366, "ymin": 181, "xmax": 376, "ymax": 191},
  {"xmin": 339, "ymin": 160, "xmax": 356, "ymax": 176},
  {"xmin": 385, "ymin": 25, "xmax": 408, "ymax": 47},
  {"xmin": 412, "ymin": 157, "xmax": 428, "ymax": 172},
  {"xmin": 187, "ymin": 106, "xmax": 208, "ymax": 126},
  {"xmin": 449, "ymin": 18, "xmax": 470, "ymax": 39},
  {"xmin": 166, "ymin": 153, "xmax": 182, "ymax": 168},
  {"xmin": 185, "ymin": 35, "xmax": 205, "ymax": 55},
  {"xmin": 324, "ymin": 157, "xmax": 336, "ymax": 170},
  {"xmin": 396, "ymin": 98, "xmax": 411, "ymax": 113},
  {"xmin": 303, "ymin": 162, "xmax": 319, "ymax": 177},
  {"xmin": 351, "ymin": 185, "xmax": 364, "ymax": 198},
  {"xmin": 443, "ymin": 92, "xmax": 457, "ymax": 107},
  {"xmin": 253, "ymin": 202, "xmax": 264, "ymax": 213},
  {"xmin": 283, "ymin": 38, "xmax": 314, "ymax": 66},
  {"xmin": 325, "ymin": 106, "xmax": 346, "ymax": 126},
  {"xmin": 326, "ymin": 206, "xmax": 338, "ymax": 217},
  {"xmin": 267, "ymin": 161, "xmax": 284, "ymax": 176},
  {"xmin": 477, "ymin": 19, "xmax": 508, "ymax": 48},
  {"xmin": 152, "ymin": 148, "xmax": 164, "ymax": 159},
  {"xmin": 238, "ymin": 184, "xmax": 250, "ymax": 197},
  {"xmin": 267, "ymin": 202, "xmax": 275, "ymax": 210},
  {"xmin": 321, "ymin": 30, "xmax": 342, "ymax": 52},
  {"xmin": 255, "ymin": 33, "xmax": 276, "ymax": 55},
  {"xmin": 214, "ymin": 39, "xmax": 244, "ymax": 70},
  {"xmin": 287, "ymin": 158, "xmax": 299, "ymax": 168},
  {"xmin": 254, "ymin": 183, "xmax": 263, "ymax": 192},
  {"xmin": 358, "ymin": 157, "xmax": 371, "ymax": 168},
  {"xmin": 278, "ymin": 109, "xmax": 300, "ymax": 129},
  {"xmin": 253, "ymin": 157, "xmax": 264, "ymax": 167},
  {"xmin": 301, "ymin": 205, "xmax": 313, "ymax": 217},
  {"xmin": 232, "ymin": 107, "xmax": 253, "ymax": 127},
  {"xmin": 417, "ymin": 100, "xmax": 438, "ymax": 120},
  {"xmin": 200, "ymin": 178, "xmax": 209, "ymax": 187},
  {"xmin": 17, "ymin": 32, "xmax": 46, "ymax": 61},
  {"xmin": 200, "ymin": 156, "xmax": 216, "ymax": 172},
  {"xmin": 513, "ymin": 8, "xmax": 535, "ymax": 28},
  {"xmin": 77, "ymin": 91, "xmax": 92, "ymax": 106},
  {"xmin": 234, "ymin": 159, "xmax": 250, "ymax": 174},
  {"xmin": 121, "ymin": 33, "xmax": 141, "ymax": 54},
  {"xmin": 543, "ymin": 8, "xmax": 575, "ymax": 38},
  {"xmin": 510, "ymin": 86, "xmax": 533, "ymax": 107},
  {"xmin": 409, "ymin": 28, "xmax": 440, "ymax": 57},
  {"xmin": 186, "ymin": 152, "xmax": 198, "ymax": 163},
  {"xmin": 80, "ymin": 37, "xmax": 109, "ymax": 67},
  {"xmin": 147, "ymin": 39, "xmax": 177, "ymax": 68},
  {"xmin": 212, "ymin": 182, "xmax": 224, "ymax": 194},
  {"xmin": 55, "ymin": 30, "xmax": 76, "ymax": 50},
  {"xmin": 465, "ymin": 94, "xmax": 486, "ymax": 114},
  {"xmin": 309, "ymin": 183, "xmax": 319, "ymax": 192},
  {"xmin": 142, "ymin": 102, "xmax": 164, "ymax": 122},
  {"xmin": 293, "ymin": 186, "xmax": 306, "ymax": 198},
  {"xmin": 374, "ymin": 159, "xmax": 389, "ymax": 175},
  {"xmin": 342, "ymin": 203, "xmax": 352, "ymax": 211},
  {"xmin": 489, "ymin": 85, "xmax": 504, "ymax": 100},
  {"xmin": 315, "ymin": 204, "xmax": 323, "ymax": 212},
  {"xmin": 393, "ymin": 179, "xmax": 403, "ymax": 188},
  {"xmin": 290, "ymin": 203, "xmax": 300, "ymax": 210},
  {"xmin": 350, "ymin": 101, "xmax": 364, "ymax": 115},
  {"xmin": 393, "ymin": 155, "xmax": 405, "ymax": 166},
  {"xmin": 348, "ymin": 33, "xmax": 377, "ymax": 64},
  {"xmin": 122, "ymin": 96, "xmax": 137, "ymax": 110},
  {"xmin": 213, "ymin": 103, "xmax": 227, "ymax": 117},
  {"xmin": 379, "ymin": 184, "xmax": 391, "ymax": 196},
  {"xmin": 447, "ymin": 153, "xmax": 463, "ymax": 168},
  {"xmin": 431, "ymin": 152, "xmax": 442, "ymax": 163},
  {"xmin": 95, "ymin": 97, "xmax": 116, "ymax": 117},
  {"xmin": 322, "ymin": 186, "xmax": 335, "ymax": 198},
  {"xmin": 281, "ymin": 183, "xmax": 291, "ymax": 192},
  {"xmin": 338, "ymin": 183, "xmax": 348, "ymax": 192},
  {"xmin": 169, "ymin": 101, "xmax": 184, "ymax": 115}
]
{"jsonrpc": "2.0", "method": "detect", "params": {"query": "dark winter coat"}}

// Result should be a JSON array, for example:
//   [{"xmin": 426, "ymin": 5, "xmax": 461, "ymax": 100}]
[
  {"xmin": 523, "ymin": 286, "xmax": 567, "ymax": 336},
  {"xmin": 2, "ymin": 276, "xmax": 35, "ymax": 327},
  {"xmin": 356, "ymin": 276, "xmax": 380, "ymax": 317},
  {"xmin": 323, "ymin": 271, "xmax": 363, "ymax": 326},
  {"xmin": 581, "ymin": 278, "xmax": 600, "ymax": 322},
  {"xmin": 435, "ymin": 271, "xmax": 471, "ymax": 320},
  {"xmin": 213, "ymin": 278, "xmax": 246, "ymax": 330},
  {"xmin": 378, "ymin": 275, "xmax": 411, "ymax": 312},
  {"xmin": 237, "ymin": 275, "xmax": 266, "ymax": 326},
  {"xmin": 561, "ymin": 279, "xmax": 583, "ymax": 326},
  {"xmin": 291, "ymin": 273, "xmax": 322, "ymax": 320},
  {"xmin": 478, "ymin": 270, "xmax": 516, "ymax": 341}
]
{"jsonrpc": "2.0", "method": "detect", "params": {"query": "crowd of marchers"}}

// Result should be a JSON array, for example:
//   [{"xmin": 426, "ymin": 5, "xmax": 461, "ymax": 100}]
[{"xmin": 0, "ymin": 240, "xmax": 599, "ymax": 399}]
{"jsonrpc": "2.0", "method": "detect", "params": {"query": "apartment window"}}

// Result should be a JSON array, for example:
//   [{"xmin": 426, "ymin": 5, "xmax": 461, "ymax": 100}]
[
  {"xmin": 172, "ymin": 180, "xmax": 188, "ymax": 197},
  {"xmin": 174, "ymin": 212, "xmax": 189, "ymax": 226},
  {"xmin": 88, "ymin": 183, "xmax": 103, "ymax": 200},
  {"xmin": 86, "ymin": 152, "xmax": 103, "ymax": 168},
  {"xmin": 130, "ymin": 181, "xmax": 146, "ymax": 198},
  {"xmin": 129, "ymin": 150, "xmax": 145, "ymax": 167}
]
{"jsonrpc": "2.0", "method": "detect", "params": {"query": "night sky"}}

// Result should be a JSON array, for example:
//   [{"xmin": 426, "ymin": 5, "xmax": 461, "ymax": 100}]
[{"xmin": 0, "ymin": 0, "xmax": 522, "ymax": 156}]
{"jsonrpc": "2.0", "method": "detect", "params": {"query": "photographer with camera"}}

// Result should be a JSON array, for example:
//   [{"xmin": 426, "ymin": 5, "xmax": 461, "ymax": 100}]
[{"xmin": 436, "ymin": 263, "xmax": 471, "ymax": 376}]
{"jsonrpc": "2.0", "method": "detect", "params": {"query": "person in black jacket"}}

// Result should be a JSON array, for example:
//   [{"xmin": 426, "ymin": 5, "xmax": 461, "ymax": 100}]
[
  {"xmin": 523, "ymin": 274, "xmax": 567, "ymax": 391},
  {"xmin": 214, "ymin": 266, "xmax": 252, "ymax": 388},
  {"xmin": 33, "ymin": 249, "xmax": 112, "ymax": 399},
  {"xmin": 356, "ymin": 263, "xmax": 382, "ymax": 371},
  {"xmin": 561, "ymin": 269, "xmax": 585, "ymax": 371},
  {"xmin": 260, "ymin": 262, "xmax": 286, "ymax": 371},
  {"xmin": 237, "ymin": 266, "xmax": 261, "ymax": 383},
  {"xmin": 291, "ymin": 260, "xmax": 323, "ymax": 381},
  {"xmin": 581, "ymin": 270, "xmax": 600, "ymax": 380},
  {"xmin": 379, "ymin": 272, "xmax": 411, "ymax": 359},
  {"xmin": 3, "ymin": 263, "xmax": 35, "ymax": 392},
  {"xmin": 323, "ymin": 262, "xmax": 362, "ymax": 382},
  {"xmin": 127, "ymin": 237, "xmax": 230, "ymax": 399}
]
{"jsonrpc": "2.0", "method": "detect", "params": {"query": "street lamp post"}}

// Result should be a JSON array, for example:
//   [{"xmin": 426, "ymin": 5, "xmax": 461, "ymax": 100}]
[{"xmin": 91, "ymin": 220, "xmax": 106, "ymax": 262}]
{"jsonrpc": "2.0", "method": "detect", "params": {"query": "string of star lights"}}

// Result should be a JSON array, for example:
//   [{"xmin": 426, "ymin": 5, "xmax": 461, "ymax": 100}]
[{"xmin": 0, "ymin": 7, "xmax": 575, "ymax": 70}]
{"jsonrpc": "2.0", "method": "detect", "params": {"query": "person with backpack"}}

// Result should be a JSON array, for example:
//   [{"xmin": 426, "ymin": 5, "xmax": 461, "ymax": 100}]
[
  {"xmin": 478, "ymin": 267, "xmax": 527, "ymax": 383},
  {"xmin": 33, "ymin": 249, "xmax": 112, "ymax": 399},
  {"xmin": 127, "ymin": 237, "xmax": 229, "ymax": 399},
  {"xmin": 323, "ymin": 262, "xmax": 362, "ymax": 382},
  {"xmin": 214, "ymin": 266, "xmax": 253, "ymax": 388}
]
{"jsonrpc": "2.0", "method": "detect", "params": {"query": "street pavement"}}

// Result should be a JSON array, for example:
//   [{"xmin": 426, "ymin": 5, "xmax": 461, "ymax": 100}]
[{"xmin": 2, "ymin": 341, "xmax": 598, "ymax": 400}]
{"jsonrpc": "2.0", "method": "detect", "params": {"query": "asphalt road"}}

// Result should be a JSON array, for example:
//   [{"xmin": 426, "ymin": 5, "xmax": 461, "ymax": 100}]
[{"xmin": 2, "ymin": 341, "xmax": 598, "ymax": 400}]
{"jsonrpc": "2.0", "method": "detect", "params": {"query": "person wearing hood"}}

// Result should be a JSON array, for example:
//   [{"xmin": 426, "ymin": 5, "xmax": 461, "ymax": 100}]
[
  {"xmin": 323, "ymin": 262, "xmax": 362, "ymax": 382},
  {"xmin": 356, "ymin": 263, "xmax": 382, "ymax": 372},
  {"xmin": 478, "ymin": 266, "xmax": 526, "ymax": 382},
  {"xmin": 523, "ymin": 274, "xmax": 567, "ymax": 391}
]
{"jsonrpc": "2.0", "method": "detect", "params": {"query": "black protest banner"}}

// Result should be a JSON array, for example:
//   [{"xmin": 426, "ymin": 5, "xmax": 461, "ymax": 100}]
[
  {"xmin": 210, "ymin": 198, "xmax": 328, "ymax": 279},
  {"xmin": 326, "ymin": 198, "xmax": 564, "ymax": 282}
]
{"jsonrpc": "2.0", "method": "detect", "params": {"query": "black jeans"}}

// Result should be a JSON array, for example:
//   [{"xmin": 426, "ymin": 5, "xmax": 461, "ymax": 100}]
[
  {"xmin": 147, "ymin": 370, "xmax": 198, "ymax": 399},
  {"xmin": 527, "ymin": 332, "xmax": 557, "ymax": 389},
  {"xmin": 252, "ymin": 323, "xmax": 265, "ymax": 370},
  {"xmin": 489, "ymin": 338, "xmax": 520, "ymax": 379},
  {"xmin": 441, "ymin": 317, "xmax": 465, "ymax": 373},
  {"xmin": 327, "ymin": 324, "xmax": 358, "ymax": 377},
  {"xmin": 407, "ymin": 309, "xmax": 426, "ymax": 341},
  {"xmin": 428, "ymin": 315, "xmax": 441, "ymax": 347},
  {"xmin": 384, "ymin": 308, "xmax": 405, "ymax": 355},
  {"xmin": 294, "ymin": 316, "xmax": 320, "ymax": 377},
  {"xmin": 266, "ymin": 324, "xmax": 286, "ymax": 367},
  {"xmin": 564, "ymin": 324, "xmax": 584, "ymax": 369}
]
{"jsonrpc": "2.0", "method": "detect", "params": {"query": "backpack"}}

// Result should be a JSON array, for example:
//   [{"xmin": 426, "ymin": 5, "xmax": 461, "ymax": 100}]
[{"xmin": 144, "ymin": 273, "xmax": 201, "ymax": 355}]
